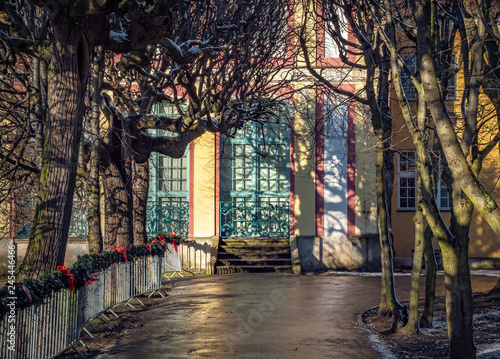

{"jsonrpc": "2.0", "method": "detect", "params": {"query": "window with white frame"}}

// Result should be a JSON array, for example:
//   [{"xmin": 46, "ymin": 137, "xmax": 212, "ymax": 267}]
[
  {"xmin": 324, "ymin": 8, "xmax": 349, "ymax": 58},
  {"xmin": 397, "ymin": 150, "xmax": 452, "ymax": 211},
  {"xmin": 438, "ymin": 181, "xmax": 451, "ymax": 210},
  {"xmin": 398, "ymin": 151, "xmax": 417, "ymax": 210}
]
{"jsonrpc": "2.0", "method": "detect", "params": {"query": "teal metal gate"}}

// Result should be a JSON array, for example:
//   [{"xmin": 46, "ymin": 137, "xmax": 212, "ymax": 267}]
[
  {"xmin": 220, "ymin": 200, "xmax": 289, "ymax": 238},
  {"xmin": 220, "ymin": 118, "xmax": 290, "ymax": 238}
]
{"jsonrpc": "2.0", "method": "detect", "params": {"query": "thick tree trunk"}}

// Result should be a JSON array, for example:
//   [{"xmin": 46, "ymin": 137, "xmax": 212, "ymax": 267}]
[
  {"xmin": 87, "ymin": 46, "xmax": 103, "ymax": 253},
  {"xmin": 102, "ymin": 152, "xmax": 131, "ymax": 250},
  {"xmin": 440, "ymin": 241, "xmax": 476, "ymax": 359},
  {"xmin": 132, "ymin": 160, "xmax": 149, "ymax": 245},
  {"xmin": 18, "ymin": 24, "xmax": 89, "ymax": 279},
  {"xmin": 420, "ymin": 226, "xmax": 437, "ymax": 328}
]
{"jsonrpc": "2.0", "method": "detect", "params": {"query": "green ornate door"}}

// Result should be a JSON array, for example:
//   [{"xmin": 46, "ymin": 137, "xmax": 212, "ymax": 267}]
[
  {"xmin": 220, "ymin": 119, "xmax": 290, "ymax": 238},
  {"xmin": 148, "ymin": 103, "xmax": 189, "ymax": 237}
]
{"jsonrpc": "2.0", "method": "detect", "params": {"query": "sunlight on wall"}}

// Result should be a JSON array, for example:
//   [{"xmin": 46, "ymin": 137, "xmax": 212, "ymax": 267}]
[
  {"xmin": 192, "ymin": 132, "xmax": 216, "ymax": 237},
  {"xmin": 293, "ymin": 88, "xmax": 317, "ymax": 237}
]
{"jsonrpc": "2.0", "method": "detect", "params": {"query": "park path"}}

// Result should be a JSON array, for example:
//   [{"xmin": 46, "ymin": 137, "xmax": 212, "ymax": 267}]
[
  {"xmin": 95, "ymin": 272, "xmax": 499, "ymax": 359},
  {"xmin": 96, "ymin": 273, "xmax": 386, "ymax": 358}
]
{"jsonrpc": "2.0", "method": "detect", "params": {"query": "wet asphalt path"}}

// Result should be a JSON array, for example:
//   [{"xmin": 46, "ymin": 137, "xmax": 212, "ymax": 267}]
[
  {"xmin": 97, "ymin": 272, "xmax": 499, "ymax": 359},
  {"xmin": 98, "ymin": 273, "xmax": 383, "ymax": 358}
]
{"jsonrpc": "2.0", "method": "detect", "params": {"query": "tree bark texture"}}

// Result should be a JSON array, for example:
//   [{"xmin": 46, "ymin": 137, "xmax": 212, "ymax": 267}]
[
  {"xmin": 440, "ymin": 240, "xmax": 476, "ymax": 359},
  {"xmin": 87, "ymin": 46, "xmax": 103, "ymax": 253},
  {"xmin": 19, "ymin": 24, "xmax": 89, "ymax": 279},
  {"xmin": 132, "ymin": 160, "xmax": 149, "ymax": 245},
  {"xmin": 102, "ymin": 151, "xmax": 131, "ymax": 250},
  {"xmin": 403, "ymin": 174, "xmax": 424, "ymax": 334},
  {"xmin": 418, "ymin": 1, "xmax": 500, "ymax": 239},
  {"xmin": 416, "ymin": 1, "xmax": 477, "ymax": 357},
  {"xmin": 420, "ymin": 226, "xmax": 437, "ymax": 329}
]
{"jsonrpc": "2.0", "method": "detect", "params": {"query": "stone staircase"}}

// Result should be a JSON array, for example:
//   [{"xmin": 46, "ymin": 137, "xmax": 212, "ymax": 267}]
[{"xmin": 214, "ymin": 238, "xmax": 293, "ymax": 274}]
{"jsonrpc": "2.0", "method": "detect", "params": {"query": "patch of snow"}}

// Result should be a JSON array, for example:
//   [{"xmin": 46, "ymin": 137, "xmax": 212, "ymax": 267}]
[
  {"xmin": 327, "ymin": 271, "xmax": 412, "ymax": 277},
  {"xmin": 429, "ymin": 320, "xmax": 447, "ymax": 328},
  {"xmin": 326, "ymin": 270, "xmax": 500, "ymax": 278},
  {"xmin": 477, "ymin": 341, "xmax": 500, "ymax": 359},
  {"xmin": 474, "ymin": 308, "xmax": 500, "ymax": 324},
  {"xmin": 109, "ymin": 30, "xmax": 128, "ymax": 43},
  {"xmin": 470, "ymin": 270, "xmax": 500, "ymax": 277},
  {"xmin": 366, "ymin": 331, "xmax": 397, "ymax": 359}
]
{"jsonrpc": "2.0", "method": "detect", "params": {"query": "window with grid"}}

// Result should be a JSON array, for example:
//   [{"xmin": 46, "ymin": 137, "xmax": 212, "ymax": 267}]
[
  {"xmin": 436, "ymin": 156, "xmax": 452, "ymax": 210},
  {"xmin": 148, "ymin": 102, "xmax": 189, "ymax": 237},
  {"xmin": 220, "ymin": 117, "xmax": 290, "ymax": 237},
  {"xmin": 400, "ymin": 56, "xmax": 418, "ymax": 101},
  {"xmin": 398, "ymin": 151, "xmax": 417, "ymax": 210},
  {"xmin": 324, "ymin": 94, "xmax": 348, "ymax": 139},
  {"xmin": 438, "ymin": 181, "xmax": 451, "ymax": 210}
]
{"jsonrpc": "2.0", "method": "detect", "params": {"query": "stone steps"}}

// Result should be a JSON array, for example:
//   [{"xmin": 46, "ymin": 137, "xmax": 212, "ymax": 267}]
[
  {"xmin": 216, "ymin": 265, "xmax": 293, "ymax": 274},
  {"xmin": 215, "ymin": 238, "xmax": 292, "ymax": 274}
]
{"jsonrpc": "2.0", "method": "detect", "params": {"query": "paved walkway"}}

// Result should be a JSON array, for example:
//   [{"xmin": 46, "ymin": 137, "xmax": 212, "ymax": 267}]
[{"xmin": 97, "ymin": 272, "xmax": 499, "ymax": 359}]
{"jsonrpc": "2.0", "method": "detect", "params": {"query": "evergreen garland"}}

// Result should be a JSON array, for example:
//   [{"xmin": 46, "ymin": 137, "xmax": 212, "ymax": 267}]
[{"xmin": 0, "ymin": 241, "xmax": 166, "ymax": 320}]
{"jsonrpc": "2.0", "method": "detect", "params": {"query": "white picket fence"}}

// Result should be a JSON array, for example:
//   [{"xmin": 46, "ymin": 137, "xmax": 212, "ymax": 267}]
[{"xmin": 0, "ymin": 254, "xmax": 165, "ymax": 359}]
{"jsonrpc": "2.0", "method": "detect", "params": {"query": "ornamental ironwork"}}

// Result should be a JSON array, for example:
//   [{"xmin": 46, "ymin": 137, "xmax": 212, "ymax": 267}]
[
  {"xmin": 15, "ymin": 199, "xmax": 88, "ymax": 238},
  {"xmin": 146, "ymin": 200, "xmax": 189, "ymax": 238},
  {"xmin": 220, "ymin": 200, "xmax": 290, "ymax": 238}
]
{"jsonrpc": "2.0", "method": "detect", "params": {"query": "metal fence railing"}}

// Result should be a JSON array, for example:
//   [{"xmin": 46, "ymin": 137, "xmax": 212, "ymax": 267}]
[
  {"xmin": 0, "ymin": 254, "xmax": 165, "ymax": 359},
  {"xmin": 146, "ymin": 201, "xmax": 189, "ymax": 238},
  {"xmin": 220, "ymin": 200, "xmax": 290, "ymax": 238},
  {"xmin": 163, "ymin": 242, "xmax": 184, "ymax": 279}
]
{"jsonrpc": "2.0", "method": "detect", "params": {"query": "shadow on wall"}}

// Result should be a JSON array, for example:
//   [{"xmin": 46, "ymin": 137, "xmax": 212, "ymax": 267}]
[
  {"xmin": 297, "ymin": 235, "xmax": 380, "ymax": 272},
  {"xmin": 179, "ymin": 238, "xmax": 212, "ymax": 272}
]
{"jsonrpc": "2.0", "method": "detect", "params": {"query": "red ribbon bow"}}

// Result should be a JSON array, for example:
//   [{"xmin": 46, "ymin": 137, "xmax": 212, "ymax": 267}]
[
  {"xmin": 20, "ymin": 284, "xmax": 32, "ymax": 302},
  {"xmin": 152, "ymin": 236, "xmax": 171, "ymax": 253},
  {"xmin": 57, "ymin": 266, "xmax": 75, "ymax": 292},
  {"xmin": 115, "ymin": 243, "xmax": 130, "ymax": 262},
  {"xmin": 145, "ymin": 244, "xmax": 152, "ymax": 253},
  {"xmin": 169, "ymin": 233, "xmax": 178, "ymax": 252},
  {"xmin": 86, "ymin": 272, "xmax": 99, "ymax": 285}
]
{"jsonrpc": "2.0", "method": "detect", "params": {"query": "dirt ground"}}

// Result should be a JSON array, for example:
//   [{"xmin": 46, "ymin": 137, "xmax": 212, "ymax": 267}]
[{"xmin": 363, "ymin": 290, "xmax": 500, "ymax": 359}]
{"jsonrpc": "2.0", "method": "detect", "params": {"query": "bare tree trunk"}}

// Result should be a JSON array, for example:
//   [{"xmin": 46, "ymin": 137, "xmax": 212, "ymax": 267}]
[
  {"xmin": 19, "ymin": 25, "xmax": 90, "ymax": 279},
  {"xmin": 419, "ymin": 5, "xmax": 500, "ymax": 238},
  {"xmin": 87, "ymin": 46, "xmax": 103, "ymax": 253},
  {"xmin": 416, "ymin": 2, "xmax": 477, "ymax": 356},
  {"xmin": 441, "ymin": 241, "xmax": 475, "ymax": 358},
  {"xmin": 403, "ymin": 175, "xmax": 424, "ymax": 334},
  {"xmin": 420, "ymin": 226, "xmax": 437, "ymax": 328},
  {"xmin": 102, "ymin": 152, "xmax": 131, "ymax": 250},
  {"xmin": 132, "ymin": 160, "xmax": 149, "ymax": 245},
  {"xmin": 443, "ymin": 186, "xmax": 476, "ymax": 358},
  {"xmin": 376, "ymin": 145, "xmax": 405, "ymax": 328}
]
